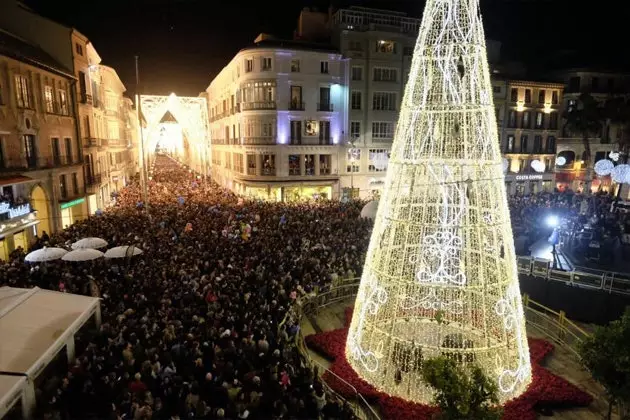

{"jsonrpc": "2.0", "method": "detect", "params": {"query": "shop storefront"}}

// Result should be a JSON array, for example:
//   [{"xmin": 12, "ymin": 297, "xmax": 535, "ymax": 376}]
[
  {"xmin": 282, "ymin": 185, "xmax": 333, "ymax": 202},
  {"xmin": 87, "ymin": 194, "xmax": 98, "ymax": 215},
  {"xmin": 505, "ymin": 173, "xmax": 554, "ymax": 195},
  {"xmin": 59, "ymin": 198, "xmax": 87, "ymax": 229},
  {"xmin": 0, "ymin": 202, "xmax": 39, "ymax": 260}
]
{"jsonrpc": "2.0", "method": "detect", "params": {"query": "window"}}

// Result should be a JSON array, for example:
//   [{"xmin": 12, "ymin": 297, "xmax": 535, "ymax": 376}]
[
  {"xmin": 506, "ymin": 135, "xmax": 515, "ymax": 153},
  {"xmin": 372, "ymin": 92, "xmax": 396, "ymax": 111},
  {"xmin": 319, "ymin": 87, "xmax": 331, "ymax": 108},
  {"xmin": 373, "ymin": 68, "xmax": 397, "ymax": 82},
  {"xmin": 64, "ymin": 137, "xmax": 72, "ymax": 162},
  {"xmin": 290, "ymin": 120, "xmax": 302, "ymax": 144},
  {"xmin": 44, "ymin": 86, "xmax": 55, "ymax": 113},
  {"xmin": 533, "ymin": 135, "xmax": 543, "ymax": 153},
  {"xmin": 538, "ymin": 89, "xmax": 546, "ymax": 104},
  {"xmin": 349, "ymin": 40, "xmax": 362, "ymax": 51},
  {"xmin": 319, "ymin": 121, "xmax": 331, "ymax": 145},
  {"xmin": 262, "ymin": 154, "xmax": 275, "ymax": 175},
  {"xmin": 15, "ymin": 75, "xmax": 31, "ymax": 108},
  {"xmin": 508, "ymin": 110, "xmax": 516, "ymax": 128},
  {"xmin": 493, "ymin": 85, "xmax": 501, "ymax": 94},
  {"xmin": 23, "ymin": 134, "xmax": 36, "ymax": 167},
  {"xmin": 372, "ymin": 122, "xmax": 395, "ymax": 139},
  {"xmin": 291, "ymin": 59, "xmax": 300, "ymax": 72},
  {"xmin": 546, "ymin": 136, "xmax": 556, "ymax": 153},
  {"xmin": 551, "ymin": 91, "xmax": 559, "ymax": 105},
  {"xmin": 369, "ymin": 149, "xmax": 390, "ymax": 172},
  {"xmin": 0, "ymin": 78, "xmax": 3, "ymax": 104},
  {"xmin": 350, "ymin": 121, "xmax": 361, "ymax": 140},
  {"xmin": 521, "ymin": 111, "xmax": 530, "ymax": 128},
  {"xmin": 524, "ymin": 89, "xmax": 532, "ymax": 104},
  {"xmin": 75, "ymin": 43, "xmax": 83, "ymax": 56},
  {"xmin": 245, "ymin": 59, "xmax": 254, "ymax": 72},
  {"xmin": 351, "ymin": 66, "xmax": 363, "ymax": 81},
  {"xmin": 247, "ymin": 155, "xmax": 256, "ymax": 175},
  {"xmin": 510, "ymin": 88, "xmax": 518, "ymax": 102},
  {"xmin": 376, "ymin": 40, "xmax": 396, "ymax": 53},
  {"xmin": 549, "ymin": 112, "xmax": 558, "ymax": 130},
  {"xmin": 520, "ymin": 135, "xmax": 528, "ymax": 153},
  {"xmin": 234, "ymin": 154, "xmax": 244, "ymax": 173},
  {"xmin": 591, "ymin": 77, "xmax": 599, "ymax": 91},
  {"xmin": 288, "ymin": 155, "xmax": 300, "ymax": 175},
  {"xmin": 346, "ymin": 149, "xmax": 360, "ymax": 173},
  {"xmin": 535, "ymin": 112, "xmax": 544, "ymax": 129},
  {"xmin": 261, "ymin": 57, "xmax": 272, "ymax": 71},
  {"xmin": 72, "ymin": 173, "xmax": 79, "ymax": 195},
  {"xmin": 58, "ymin": 90, "xmax": 68, "ymax": 115},
  {"xmin": 60, "ymin": 174, "xmax": 67, "ymax": 199},
  {"xmin": 290, "ymin": 86, "xmax": 303, "ymax": 110},
  {"xmin": 351, "ymin": 91, "xmax": 362, "ymax": 110},
  {"xmin": 319, "ymin": 155, "xmax": 331, "ymax": 175},
  {"xmin": 320, "ymin": 61, "xmax": 329, "ymax": 74},
  {"xmin": 51, "ymin": 138, "xmax": 61, "ymax": 164}
]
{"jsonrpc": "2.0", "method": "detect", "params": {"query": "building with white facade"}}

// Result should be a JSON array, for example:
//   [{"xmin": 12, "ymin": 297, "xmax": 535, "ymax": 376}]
[{"xmin": 207, "ymin": 34, "xmax": 348, "ymax": 201}]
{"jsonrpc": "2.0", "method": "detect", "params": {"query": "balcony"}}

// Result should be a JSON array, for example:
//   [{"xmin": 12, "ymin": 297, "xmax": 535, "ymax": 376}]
[
  {"xmin": 241, "ymin": 101, "xmax": 276, "ymax": 111},
  {"xmin": 289, "ymin": 101, "xmax": 305, "ymax": 111},
  {"xmin": 80, "ymin": 93, "xmax": 93, "ymax": 105},
  {"xmin": 85, "ymin": 173, "xmax": 102, "ymax": 192},
  {"xmin": 0, "ymin": 155, "xmax": 80, "ymax": 172},
  {"xmin": 317, "ymin": 103, "xmax": 333, "ymax": 112},
  {"xmin": 242, "ymin": 137, "xmax": 276, "ymax": 145}
]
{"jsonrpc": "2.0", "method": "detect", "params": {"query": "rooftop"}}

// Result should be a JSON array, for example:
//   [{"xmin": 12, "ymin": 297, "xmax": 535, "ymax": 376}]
[
  {"xmin": 240, "ymin": 34, "xmax": 340, "ymax": 55},
  {"xmin": 0, "ymin": 27, "xmax": 74, "ymax": 78}
]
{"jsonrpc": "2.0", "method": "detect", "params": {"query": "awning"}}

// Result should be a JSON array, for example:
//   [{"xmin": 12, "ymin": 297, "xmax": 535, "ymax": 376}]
[
  {"xmin": 0, "ymin": 375, "xmax": 26, "ymax": 419},
  {"xmin": 0, "ymin": 286, "xmax": 100, "ymax": 378},
  {"xmin": 0, "ymin": 176, "xmax": 33, "ymax": 187}
]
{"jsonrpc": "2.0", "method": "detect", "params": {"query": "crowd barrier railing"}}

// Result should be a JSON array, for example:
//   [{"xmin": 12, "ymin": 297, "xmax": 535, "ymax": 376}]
[
  {"xmin": 517, "ymin": 255, "xmax": 630, "ymax": 296},
  {"xmin": 283, "ymin": 278, "xmax": 591, "ymax": 420}
]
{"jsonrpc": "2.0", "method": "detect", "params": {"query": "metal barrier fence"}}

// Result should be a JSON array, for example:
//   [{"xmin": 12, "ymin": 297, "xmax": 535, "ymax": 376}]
[
  {"xmin": 517, "ymin": 255, "xmax": 630, "ymax": 296},
  {"xmin": 284, "ymin": 278, "xmax": 591, "ymax": 420}
]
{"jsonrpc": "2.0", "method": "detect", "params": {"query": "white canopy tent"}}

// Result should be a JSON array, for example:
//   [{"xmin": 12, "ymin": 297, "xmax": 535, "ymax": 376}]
[{"xmin": 0, "ymin": 287, "xmax": 101, "ymax": 419}]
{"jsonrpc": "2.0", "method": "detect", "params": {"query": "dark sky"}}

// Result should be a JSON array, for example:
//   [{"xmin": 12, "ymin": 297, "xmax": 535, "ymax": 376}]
[{"xmin": 22, "ymin": 0, "xmax": 630, "ymax": 97}]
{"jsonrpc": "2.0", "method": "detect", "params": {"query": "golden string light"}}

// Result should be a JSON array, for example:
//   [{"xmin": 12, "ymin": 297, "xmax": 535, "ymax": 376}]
[{"xmin": 345, "ymin": 0, "xmax": 531, "ymax": 404}]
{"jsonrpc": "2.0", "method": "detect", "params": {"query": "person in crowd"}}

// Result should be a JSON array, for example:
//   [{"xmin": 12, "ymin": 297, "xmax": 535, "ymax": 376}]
[{"xmin": 2, "ymin": 155, "xmax": 367, "ymax": 420}]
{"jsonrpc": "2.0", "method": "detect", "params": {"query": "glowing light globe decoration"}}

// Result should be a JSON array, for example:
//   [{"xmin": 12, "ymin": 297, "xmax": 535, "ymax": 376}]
[
  {"xmin": 609, "ymin": 151, "xmax": 620, "ymax": 162},
  {"xmin": 556, "ymin": 156, "xmax": 566, "ymax": 166},
  {"xmin": 612, "ymin": 164, "xmax": 630, "ymax": 184},
  {"xmin": 345, "ymin": 0, "xmax": 531, "ymax": 405},
  {"xmin": 594, "ymin": 159, "xmax": 615, "ymax": 177},
  {"xmin": 530, "ymin": 159, "xmax": 545, "ymax": 173}
]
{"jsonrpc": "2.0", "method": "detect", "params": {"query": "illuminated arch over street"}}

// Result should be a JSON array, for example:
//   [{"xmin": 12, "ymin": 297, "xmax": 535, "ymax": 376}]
[{"xmin": 138, "ymin": 93, "xmax": 209, "ymax": 176}]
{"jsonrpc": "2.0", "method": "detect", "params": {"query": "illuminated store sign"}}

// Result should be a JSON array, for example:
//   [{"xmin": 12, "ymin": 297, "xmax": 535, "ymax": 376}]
[
  {"xmin": 515, "ymin": 174, "xmax": 544, "ymax": 181},
  {"xmin": 0, "ymin": 202, "xmax": 32, "ymax": 220}
]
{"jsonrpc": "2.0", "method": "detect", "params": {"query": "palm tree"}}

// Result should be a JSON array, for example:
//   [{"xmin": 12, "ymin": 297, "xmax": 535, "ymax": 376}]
[
  {"xmin": 562, "ymin": 93, "xmax": 604, "ymax": 166},
  {"xmin": 604, "ymin": 97, "xmax": 630, "ymax": 163}
]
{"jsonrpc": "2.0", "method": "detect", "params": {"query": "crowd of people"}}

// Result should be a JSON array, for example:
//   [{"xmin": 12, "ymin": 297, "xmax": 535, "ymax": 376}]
[{"xmin": 2, "ymin": 155, "xmax": 373, "ymax": 420}]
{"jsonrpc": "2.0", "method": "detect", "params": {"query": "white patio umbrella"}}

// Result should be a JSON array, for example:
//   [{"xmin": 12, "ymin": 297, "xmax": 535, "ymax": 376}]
[
  {"xmin": 62, "ymin": 248, "xmax": 104, "ymax": 262},
  {"xmin": 71, "ymin": 237, "xmax": 108, "ymax": 250},
  {"xmin": 25, "ymin": 247, "xmax": 68, "ymax": 263},
  {"xmin": 104, "ymin": 245, "xmax": 143, "ymax": 259}
]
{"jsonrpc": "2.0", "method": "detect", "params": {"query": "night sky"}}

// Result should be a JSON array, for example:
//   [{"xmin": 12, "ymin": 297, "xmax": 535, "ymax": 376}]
[{"xmin": 21, "ymin": 0, "xmax": 630, "ymax": 97}]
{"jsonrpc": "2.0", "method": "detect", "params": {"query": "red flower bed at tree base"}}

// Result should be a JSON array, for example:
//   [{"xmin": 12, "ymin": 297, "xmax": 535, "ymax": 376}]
[{"xmin": 305, "ymin": 312, "xmax": 593, "ymax": 420}]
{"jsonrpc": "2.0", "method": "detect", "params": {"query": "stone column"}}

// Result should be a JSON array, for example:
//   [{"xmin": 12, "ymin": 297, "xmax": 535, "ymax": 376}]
[
  {"xmin": 22, "ymin": 380, "xmax": 36, "ymax": 419},
  {"xmin": 256, "ymin": 154, "xmax": 263, "ymax": 176},
  {"xmin": 314, "ymin": 155, "xmax": 321, "ymax": 176},
  {"xmin": 299, "ymin": 154, "xmax": 305, "ymax": 176},
  {"xmin": 66, "ymin": 336, "xmax": 76, "ymax": 363}
]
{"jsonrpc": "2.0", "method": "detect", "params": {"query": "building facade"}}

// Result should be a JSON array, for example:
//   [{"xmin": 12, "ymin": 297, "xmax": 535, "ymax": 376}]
[
  {"xmin": 207, "ymin": 35, "xmax": 348, "ymax": 201},
  {"xmin": 554, "ymin": 70, "xmax": 630, "ymax": 193},
  {"xmin": 496, "ymin": 79, "xmax": 564, "ymax": 195},
  {"xmin": 0, "ymin": 29, "xmax": 86, "ymax": 258}
]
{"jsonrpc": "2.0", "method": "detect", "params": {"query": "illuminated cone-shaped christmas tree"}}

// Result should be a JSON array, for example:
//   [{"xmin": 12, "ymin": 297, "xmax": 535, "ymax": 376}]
[{"xmin": 346, "ymin": 0, "xmax": 531, "ymax": 404}]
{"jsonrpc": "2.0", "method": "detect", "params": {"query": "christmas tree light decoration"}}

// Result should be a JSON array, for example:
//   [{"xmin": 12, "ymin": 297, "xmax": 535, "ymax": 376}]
[{"xmin": 345, "ymin": 0, "xmax": 531, "ymax": 404}]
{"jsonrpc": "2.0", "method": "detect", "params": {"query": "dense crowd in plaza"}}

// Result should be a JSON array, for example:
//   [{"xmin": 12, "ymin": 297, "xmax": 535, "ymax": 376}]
[
  {"xmin": 4, "ymin": 153, "xmax": 630, "ymax": 419},
  {"xmin": 2, "ymin": 155, "xmax": 372, "ymax": 420}
]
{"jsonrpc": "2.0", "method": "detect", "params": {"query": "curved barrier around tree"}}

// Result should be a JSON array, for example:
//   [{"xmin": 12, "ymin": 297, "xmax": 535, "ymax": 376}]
[{"xmin": 281, "ymin": 279, "xmax": 592, "ymax": 420}]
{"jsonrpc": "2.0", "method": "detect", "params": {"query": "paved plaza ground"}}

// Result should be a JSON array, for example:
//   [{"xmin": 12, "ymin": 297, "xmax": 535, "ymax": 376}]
[{"xmin": 302, "ymin": 300, "xmax": 614, "ymax": 420}]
